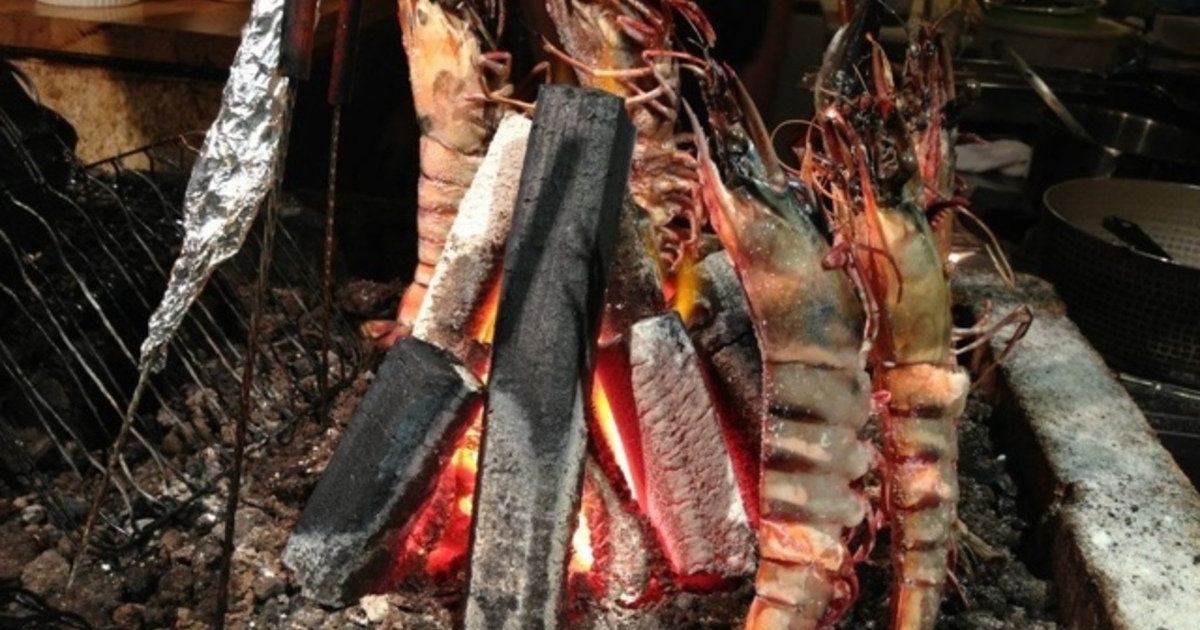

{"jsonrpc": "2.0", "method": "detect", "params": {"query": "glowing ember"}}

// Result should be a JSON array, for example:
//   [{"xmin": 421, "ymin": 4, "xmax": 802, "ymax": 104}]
[
  {"xmin": 396, "ymin": 401, "xmax": 607, "ymax": 595},
  {"xmin": 425, "ymin": 420, "xmax": 481, "ymax": 577},
  {"xmin": 569, "ymin": 508, "xmax": 595, "ymax": 575},
  {"xmin": 390, "ymin": 407, "xmax": 483, "ymax": 582},
  {"xmin": 590, "ymin": 371, "xmax": 638, "ymax": 503},
  {"xmin": 567, "ymin": 468, "xmax": 610, "ymax": 605}
]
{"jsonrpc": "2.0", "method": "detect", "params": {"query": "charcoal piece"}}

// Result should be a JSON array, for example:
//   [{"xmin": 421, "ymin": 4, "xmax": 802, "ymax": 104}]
[
  {"xmin": 630, "ymin": 312, "xmax": 755, "ymax": 582},
  {"xmin": 412, "ymin": 114, "xmax": 532, "ymax": 368},
  {"xmin": 688, "ymin": 251, "xmax": 763, "ymax": 523},
  {"xmin": 597, "ymin": 198, "xmax": 666, "ymax": 347},
  {"xmin": 465, "ymin": 85, "xmax": 635, "ymax": 630},
  {"xmin": 567, "ymin": 457, "xmax": 663, "ymax": 624},
  {"xmin": 282, "ymin": 336, "xmax": 482, "ymax": 606},
  {"xmin": 582, "ymin": 458, "xmax": 658, "ymax": 609},
  {"xmin": 690, "ymin": 250, "xmax": 763, "ymax": 425}
]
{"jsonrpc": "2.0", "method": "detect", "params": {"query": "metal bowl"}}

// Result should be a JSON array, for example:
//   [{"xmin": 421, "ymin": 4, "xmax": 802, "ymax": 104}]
[
  {"xmin": 1041, "ymin": 179, "xmax": 1200, "ymax": 388},
  {"xmin": 1027, "ymin": 104, "xmax": 1200, "ymax": 203}
]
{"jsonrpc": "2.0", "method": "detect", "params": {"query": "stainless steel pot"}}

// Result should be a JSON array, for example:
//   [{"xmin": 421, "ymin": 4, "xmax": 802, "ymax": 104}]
[
  {"xmin": 1040, "ymin": 179, "xmax": 1200, "ymax": 388},
  {"xmin": 1027, "ymin": 104, "xmax": 1200, "ymax": 202}
]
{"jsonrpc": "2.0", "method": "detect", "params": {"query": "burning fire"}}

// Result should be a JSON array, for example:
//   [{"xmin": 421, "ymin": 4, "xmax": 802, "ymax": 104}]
[
  {"xmin": 388, "ymin": 282, "xmax": 688, "ymax": 598},
  {"xmin": 468, "ymin": 276, "xmax": 503, "ymax": 348},
  {"xmin": 569, "ymin": 507, "xmax": 595, "ymax": 575},
  {"xmin": 396, "ymin": 409, "xmax": 483, "ymax": 580},
  {"xmin": 590, "ymin": 345, "xmax": 646, "ymax": 503},
  {"xmin": 666, "ymin": 251, "xmax": 702, "ymax": 325},
  {"xmin": 450, "ymin": 431, "xmax": 479, "ymax": 518},
  {"xmin": 393, "ymin": 354, "xmax": 607, "ymax": 586},
  {"xmin": 590, "ymin": 373, "xmax": 638, "ymax": 504}
]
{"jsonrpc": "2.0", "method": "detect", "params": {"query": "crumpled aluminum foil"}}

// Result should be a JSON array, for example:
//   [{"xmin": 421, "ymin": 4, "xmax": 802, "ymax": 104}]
[{"xmin": 138, "ymin": 0, "xmax": 297, "ymax": 372}]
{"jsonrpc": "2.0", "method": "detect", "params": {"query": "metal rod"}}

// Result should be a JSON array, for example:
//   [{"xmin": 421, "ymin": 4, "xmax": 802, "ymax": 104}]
[
  {"xmin": 215, "ymin": 188, "xmax": 279, "ymax": 628},
  {"xmin": 320, "ymin": 111, "xmax": 340, "ymax": 419}
]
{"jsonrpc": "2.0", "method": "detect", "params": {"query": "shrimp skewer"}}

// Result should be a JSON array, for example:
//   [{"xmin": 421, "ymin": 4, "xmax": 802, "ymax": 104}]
[
  {"xmin": 690, "ymin": 63, "xmax": 874, "ymax": 630},
  {"xmin": 815, "ymin": 3, "xmax": 966, "ymax": 624},
  {"xmin": 367, "ymin": 0, "xmax": 510, "ymax": 346},
  {"xmin": 821, "ymin": 105, "xmax": 965, "ymax": 630},
  {"xmin": 849, "ymin": 165, "xmax": 963, "ymax": 630},
  {"xmin": 853, "ymin": 144, "xmax": 965, "ymax": 630}
]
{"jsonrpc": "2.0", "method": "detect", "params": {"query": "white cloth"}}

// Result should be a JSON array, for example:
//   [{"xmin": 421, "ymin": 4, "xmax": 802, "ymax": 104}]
[{"xmin": 955, "ymin": 139, "xmax": 1033, "ymax": 178}]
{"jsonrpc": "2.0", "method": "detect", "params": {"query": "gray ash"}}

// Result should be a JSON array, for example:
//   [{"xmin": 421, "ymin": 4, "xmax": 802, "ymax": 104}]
[{"xmin": 0, "ymin": 328, "xmax": 1060, "ymax": 629}]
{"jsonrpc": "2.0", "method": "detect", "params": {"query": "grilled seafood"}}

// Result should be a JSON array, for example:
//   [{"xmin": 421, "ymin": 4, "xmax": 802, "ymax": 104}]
[
  {"xmin": 815, "ymin": 2, "xmax": 966, "ymax": 626},
  {"xmin": 366, "ymin": 0, "xmax": 511, "ymax": 346},
  {"xmin": 690, "ymin": 63, "xmax": 874, "ymax": 630},
  {"xmin": 543, "ymin": 0, "xmax": 713, "ymax": 310},
  {"xmin": 348, "ymin": 1, "xmax": 1028, "ymax": 625},
  {"xmin": 900, "ymin": 0, "xmax": 961, "ymax": 261}
]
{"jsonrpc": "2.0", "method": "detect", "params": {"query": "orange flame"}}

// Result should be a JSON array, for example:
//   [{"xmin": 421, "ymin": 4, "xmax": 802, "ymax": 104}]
[
  {"xmin": 450, "ymin": 427, "xmax": 480, "ymax": 518},
  {"xmin": 419, "ymin": 409, "xmax": 482, "ymax": 578},
  {"xmin": 468, "ymin": 275, "xmax": 504, "ymax": 348},
  {"xmin": 667, "ymin": 250, "xmax": 702, "ymax": 326},
  {"xmin": 590, "ymin": 371, "xmax": 638, "ymax": 504},
  {"xmin": 569, "ymin": 508, "xmax": 595, "ymax": 575}
]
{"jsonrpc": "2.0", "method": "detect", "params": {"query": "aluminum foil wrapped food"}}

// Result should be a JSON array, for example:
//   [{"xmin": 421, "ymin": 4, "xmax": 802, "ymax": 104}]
[{"xmin": 138, "ymin": 0, "xmax": 300, "ymax": 372}]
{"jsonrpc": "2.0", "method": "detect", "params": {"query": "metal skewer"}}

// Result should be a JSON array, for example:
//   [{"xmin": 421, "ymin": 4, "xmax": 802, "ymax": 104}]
[{"xmin": 320, "ymin": 0, "xmax": 365, "ymax": 417}]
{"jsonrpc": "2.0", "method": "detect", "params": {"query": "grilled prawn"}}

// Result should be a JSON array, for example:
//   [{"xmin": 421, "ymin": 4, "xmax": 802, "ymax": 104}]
[
  {"xmin": 816, "ymin": 3, "xmax": 966, "ymax": 626},
  {"xmin": 691, "ymin": 64, "xmax": 874, "ymax": 630},
  {"xmin": 900, "ymin": 0, "xmax": 960, "ymax": 260},
  {"xmin": 366, "ymin": 0, "xmax": 510, "ymax": 346},
  {"xmin": 544, "ymin": 0, "xmax": 713, "ymax": 301},
  {"xmin": 841, "ymin": 127, "xmax": 965, "ymax": 630}
]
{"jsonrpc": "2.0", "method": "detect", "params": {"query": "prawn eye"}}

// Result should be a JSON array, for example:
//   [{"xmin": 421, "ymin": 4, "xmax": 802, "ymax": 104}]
[
  {"xmin": 899, "ymin": 148, "xmax": 918, "ymax": 175},
  {"xmin": 728, "ymin": 133, "xmax": 749, "ymax": 157}
]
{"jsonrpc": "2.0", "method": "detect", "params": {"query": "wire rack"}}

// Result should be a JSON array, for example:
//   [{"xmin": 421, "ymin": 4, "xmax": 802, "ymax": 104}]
[{"xmin": 0, "ymin": 131, "xmax": 363, "ymax": 554}]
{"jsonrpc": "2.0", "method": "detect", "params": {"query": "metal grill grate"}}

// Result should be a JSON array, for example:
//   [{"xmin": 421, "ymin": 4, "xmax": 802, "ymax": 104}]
[{"xmin": 0, "ymin": 132, "xmax": 363, "ymax": 554}]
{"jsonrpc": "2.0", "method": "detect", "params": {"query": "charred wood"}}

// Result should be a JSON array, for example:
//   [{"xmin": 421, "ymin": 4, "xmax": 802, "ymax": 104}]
[
  {"xmin": 689, "ymin": 251, "xmax": 763, "ymax": 426},
  {"xmin": 465, "ymin": 85, "xmax": 634, "ymax": 630},
  {"xmin": 283, "ymin": 336, "xmax": 482, "ymax": 606},
  {"xmin": 688, "ymin": 250, "xmax": 764, "ymax": 523}
]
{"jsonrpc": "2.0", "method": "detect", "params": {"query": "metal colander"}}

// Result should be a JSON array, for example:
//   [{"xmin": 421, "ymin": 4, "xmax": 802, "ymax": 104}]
[{"xmin": 1041, "ymin": 178, "xmax": 1200, "ymax": 389}]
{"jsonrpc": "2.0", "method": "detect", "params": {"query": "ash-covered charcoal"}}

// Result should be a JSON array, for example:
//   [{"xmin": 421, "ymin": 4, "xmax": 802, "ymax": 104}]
[
  {"xmin": 688, "ymin": 250, "xmax": 763, "ymax": 521},
  {"xmin": 284, "ymin": 337, "xmax": 482, "ymax": 607},
  {"xmin": 411, "ymin": 113, "xmax": 531, "ymax": 368},
  {"xmin": 580, "ymin": 458, "xmax": 659, "ymax": 612},
  {"xmin": 629, "ymin": 312, "xmax": 755, "ymax": 584},
  {"xmin": 465, "ymin": 85, "xmax": 635, "ymax": 629}
]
